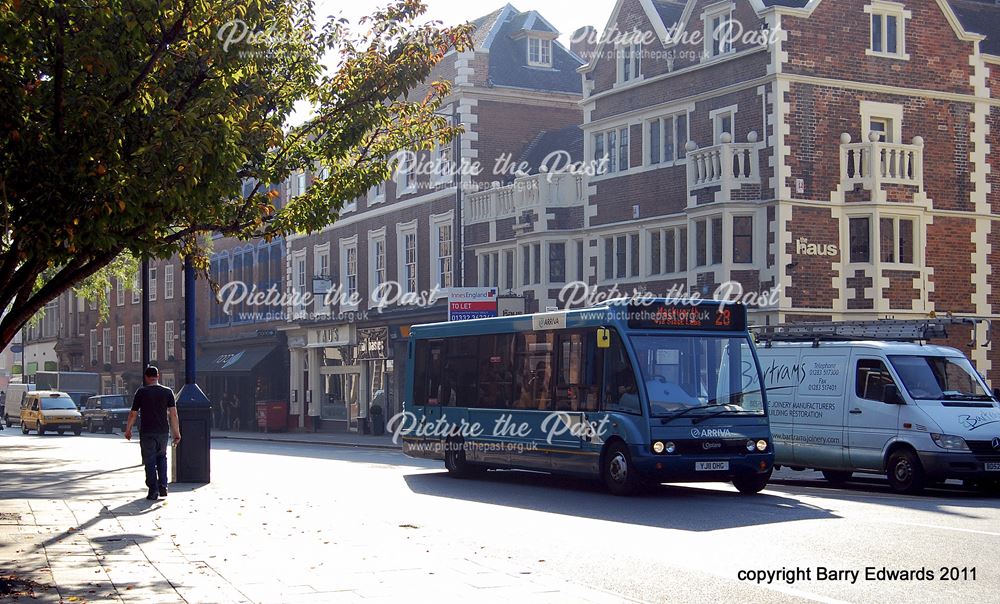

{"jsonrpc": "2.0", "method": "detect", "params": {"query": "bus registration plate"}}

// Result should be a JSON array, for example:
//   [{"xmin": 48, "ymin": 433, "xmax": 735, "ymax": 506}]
[
  {"xmin": 696, "ymin": 461, "xmax": 729, "ymax": 471},
  {"xmin": 986, "ymin": 463, "xmax": 1000, "ymax": 472}
]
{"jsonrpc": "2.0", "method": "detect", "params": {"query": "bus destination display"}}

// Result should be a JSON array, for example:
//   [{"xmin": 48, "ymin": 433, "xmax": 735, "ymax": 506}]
[{"xmin": 627, "ymin": 303, "xmax": 747, "ymax": 331}]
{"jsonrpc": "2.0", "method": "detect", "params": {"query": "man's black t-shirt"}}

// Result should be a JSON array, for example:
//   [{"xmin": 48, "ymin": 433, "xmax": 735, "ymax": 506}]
[{"xmin": 131, "ymin": 384, "xmax": 176, "ymax": 434}]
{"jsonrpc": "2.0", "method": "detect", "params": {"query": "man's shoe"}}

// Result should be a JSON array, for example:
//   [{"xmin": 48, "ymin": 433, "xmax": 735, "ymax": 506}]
[
  {"xmin": 146, "ymin": 490, "xmax": 159, "ymax": 501},
  {"xmin": 158, "ymin": 486, "xmax": 168, "ymax": 497}
]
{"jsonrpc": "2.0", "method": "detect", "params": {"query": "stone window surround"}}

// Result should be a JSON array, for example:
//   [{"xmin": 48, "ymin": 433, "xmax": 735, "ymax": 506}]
[{"xmin": 864, "ymin": 1, "xmax": 911, "ymax": 61}]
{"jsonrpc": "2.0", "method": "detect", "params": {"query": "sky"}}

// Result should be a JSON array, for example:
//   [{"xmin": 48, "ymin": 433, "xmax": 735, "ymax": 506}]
[{"xmin": 316, "ymin": 0, "xmax": 615, "ymax": 46}]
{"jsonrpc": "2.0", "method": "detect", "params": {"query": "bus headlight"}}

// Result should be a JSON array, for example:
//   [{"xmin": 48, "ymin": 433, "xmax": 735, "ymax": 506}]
[
  {"xmin": 756, "ymin": 439, "xmax": 768, "ymax": 452},
  {"xmin": 930, "ymin": 433, "xmax": 970, "ymax": 451},
  {"xmin": 746, "ymin": 440, "xmax": 756, "ymax": 452},
  {"xmin": 664, "ymin": 441, "xmax": 676, "ymax": 454},
  {"xmin": 652, "ymin": 441, "xmax": 665, "ymax": 454}
]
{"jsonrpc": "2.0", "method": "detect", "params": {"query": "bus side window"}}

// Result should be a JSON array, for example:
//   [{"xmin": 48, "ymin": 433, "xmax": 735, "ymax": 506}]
[
  {"xmin": 603, "ymin": 331, "xmax": 641, "ymax": 415},
  {"xmin": 476, "ymin": 334, "xmax": 514, "ymax": 410},
  {"xmin": 442, "ymin": 336, "xmax": 479, "ymax": 406},
  {"xmin": 416, "ymin": 340, "xmax": 445, "ymax": 406}
]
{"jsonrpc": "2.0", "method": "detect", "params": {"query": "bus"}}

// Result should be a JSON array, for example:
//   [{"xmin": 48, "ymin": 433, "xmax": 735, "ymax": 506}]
[{"xmin": 401, "ymin": 298, "xmax": 774, "ymax": 495}]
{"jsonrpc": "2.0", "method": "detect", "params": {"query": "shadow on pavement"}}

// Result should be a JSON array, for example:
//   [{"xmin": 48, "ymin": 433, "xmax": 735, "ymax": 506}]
[
  {"xmin": 0, "ymin": 461, "xmax": 141, "ymax": 500},
  {"xmin": 403, "ymin": 469, "xmax": 838, "ymax": 531},
  {"xmin": 210, "ymin": 438, "xmax": 434, "ymax": 468}
]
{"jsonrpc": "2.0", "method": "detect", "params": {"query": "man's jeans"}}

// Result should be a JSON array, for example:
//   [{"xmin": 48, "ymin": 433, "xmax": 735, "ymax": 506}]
[{"xmin": 139, "ymin": 433, "xmax": 168, "ymax": 491}]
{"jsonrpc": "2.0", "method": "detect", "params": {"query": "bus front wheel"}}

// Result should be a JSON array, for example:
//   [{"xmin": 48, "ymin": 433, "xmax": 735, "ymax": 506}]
[
  {"xmin": 733, "ymin": 469, "xmax": 772, "ymax": 495},
  {"xmin": 602, "ymin": 442, "xmax": 641, "ymax": 496}
]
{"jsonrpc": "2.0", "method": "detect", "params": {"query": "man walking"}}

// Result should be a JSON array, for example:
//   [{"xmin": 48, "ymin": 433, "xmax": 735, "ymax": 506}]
[{"xmin": 125, "ymin": 366, "xmax": 181, "ymax": 500}]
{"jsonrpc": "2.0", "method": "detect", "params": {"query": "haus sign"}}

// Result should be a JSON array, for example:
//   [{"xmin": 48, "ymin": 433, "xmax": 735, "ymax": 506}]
[{"xmin": 795, "ymin": 237, "xmax": 838, "ymax": 257}]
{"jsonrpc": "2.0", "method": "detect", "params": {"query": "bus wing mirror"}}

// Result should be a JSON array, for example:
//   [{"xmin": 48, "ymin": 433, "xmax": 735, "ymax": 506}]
[{"xmin": 597, "ymin": 328, "xmax": 611, "ymax": 349}]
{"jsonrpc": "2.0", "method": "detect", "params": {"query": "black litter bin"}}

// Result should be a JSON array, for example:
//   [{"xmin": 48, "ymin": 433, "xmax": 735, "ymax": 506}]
[{"xmin": 172, "ymin": 383, "xmax": 212, "ymax": 484}]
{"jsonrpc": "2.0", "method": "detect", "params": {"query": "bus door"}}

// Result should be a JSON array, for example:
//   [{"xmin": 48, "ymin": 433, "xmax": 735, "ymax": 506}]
[{"xmin": 547, "ymin": 330, "xmax": 604, "ymax": 475}]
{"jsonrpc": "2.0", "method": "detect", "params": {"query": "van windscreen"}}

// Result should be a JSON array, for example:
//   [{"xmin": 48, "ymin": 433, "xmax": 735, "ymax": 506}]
[{"xmin": 888, "ymin": 355, "xmax": 992, "ymax": 401}]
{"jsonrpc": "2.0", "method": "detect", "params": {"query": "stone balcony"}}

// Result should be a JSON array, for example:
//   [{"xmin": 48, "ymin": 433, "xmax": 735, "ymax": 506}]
[
  {"xmin": 839, "ymin": 132, "xmax": 924, "ymax": 195},
  {"xmin": 686, "ymin": 132, "xmax": 761, "ymax": 202},
  {"xmin": 465, "ymin": 172, "xmax": 586, "ymax": 224}
]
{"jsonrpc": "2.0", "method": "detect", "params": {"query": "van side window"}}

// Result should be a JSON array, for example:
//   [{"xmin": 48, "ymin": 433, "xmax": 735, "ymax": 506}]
[{"xmin": 856, "ymin": 359, "xmax": 896, "ymax": 402}]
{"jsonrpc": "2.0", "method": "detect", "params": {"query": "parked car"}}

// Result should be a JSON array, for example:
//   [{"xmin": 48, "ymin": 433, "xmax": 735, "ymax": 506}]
[
  {"xmin": 82, "ymin": 394, "xmax": 132, "ymax": 434},
  {"xmin": 20, "ymin": 391, "xmax": 83, "ymax": 436}
]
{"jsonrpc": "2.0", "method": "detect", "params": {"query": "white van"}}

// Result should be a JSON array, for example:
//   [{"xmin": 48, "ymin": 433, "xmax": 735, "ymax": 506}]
[
  {"xmin": 3, "ymin": 383, "xmax": 34, "ymax": 427},
  {"xmin": 756, "ymin": 340, "xmax": 1000, "ymax": 494}
]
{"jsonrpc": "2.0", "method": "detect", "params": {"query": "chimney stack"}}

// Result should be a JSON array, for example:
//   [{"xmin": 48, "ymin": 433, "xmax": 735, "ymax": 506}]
[{"xmin": 570, "ymin": 26, "xmax": 598, "ymax": 63}]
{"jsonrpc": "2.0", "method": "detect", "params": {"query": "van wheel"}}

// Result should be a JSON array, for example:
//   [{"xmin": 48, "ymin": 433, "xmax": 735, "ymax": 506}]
[
  {"xmin": 36, "ymin": 422, "xmax": 45, "ymax": 436},
  {"xmin": 21, "ymin": 422, "xmax": 28, "ymax": 435},
  {"xmin": 733, "ymin": 469, "xmax": 772, "ymax": 495},
  {"xmin": 821, "ymin": 470, "xmax": 853, "ymax": 485},
  {"xmin": 602, "ymin": 442, "xmax": 641, "ymax": 496},
  {"xmin": 887, "ymin": 449, "xmax": 925, "ymax": 494},
  {"xmin": 444, "ymin": 440, "xmax": 478, "ymax": 478},
  {"xmin": 73, "ymin": 427, "xmax": 82, "ymax": 436}
]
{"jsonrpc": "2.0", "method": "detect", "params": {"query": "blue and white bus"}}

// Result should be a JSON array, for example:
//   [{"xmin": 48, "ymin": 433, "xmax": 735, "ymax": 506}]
[{"xmin": 400, "ymin": 299, "xmax": 774, "ymax": 495}]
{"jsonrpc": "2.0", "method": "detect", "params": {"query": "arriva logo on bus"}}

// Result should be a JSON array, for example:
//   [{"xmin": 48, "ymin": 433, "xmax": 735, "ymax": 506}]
[{"xmin": 691, "ymin": 427, "xmax": 736, "ymax": 439}]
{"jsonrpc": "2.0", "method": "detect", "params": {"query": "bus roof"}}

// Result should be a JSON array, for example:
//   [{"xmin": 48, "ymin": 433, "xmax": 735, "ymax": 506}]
[{"xmin": 409, "ymin": 298, "xmax": 749, "ymax": 339}]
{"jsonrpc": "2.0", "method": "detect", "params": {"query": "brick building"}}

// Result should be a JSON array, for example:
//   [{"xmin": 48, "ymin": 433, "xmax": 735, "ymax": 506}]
[
  {"xmin": 41, "ymin": 220, "xmax": 289, "ymax": 430},
  {"xmin": 281, "ymin": 4, "xmax": 585, "ymax": 432},
  {"xmin": 465, "ymin": 0, "xmax": 1000, "ymax": 381}
]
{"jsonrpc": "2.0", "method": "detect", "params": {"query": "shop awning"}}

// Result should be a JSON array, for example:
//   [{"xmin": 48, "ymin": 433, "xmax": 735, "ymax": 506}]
[{"xmin": 195, "ymin": 346, "xmax": 276, "ymax": 375}]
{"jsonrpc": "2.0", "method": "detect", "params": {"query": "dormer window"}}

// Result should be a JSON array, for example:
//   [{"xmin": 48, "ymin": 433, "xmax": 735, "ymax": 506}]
[
  {"xmin": 703, "ymin": 2, "xmax": 735, "ymax": 59},
  {"xmin": 865, "ymin": 2, "xmax": 910, "ymax": 60},
  {"xmin": 528, "ymin": 36, "xmax": 552, "ymax": 67},
  {"xmin": 617, "ymin": 42, "xmax": 642, "ymax": 84}
]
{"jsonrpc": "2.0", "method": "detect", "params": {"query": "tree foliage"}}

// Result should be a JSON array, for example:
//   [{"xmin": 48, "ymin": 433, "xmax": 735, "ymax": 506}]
[{"xmin": 0, "ymin": 0, "xmax": 471, "ymax": 348}]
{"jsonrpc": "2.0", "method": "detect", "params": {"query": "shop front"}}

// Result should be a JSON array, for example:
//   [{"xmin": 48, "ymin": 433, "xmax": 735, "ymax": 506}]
[
  {"xmin": 285, "ymin": 304, "xmax": 446, "ymax": 433},
  {"xmin": 197, "ymin": 332, "xmax": 289, "ymax": 432}
]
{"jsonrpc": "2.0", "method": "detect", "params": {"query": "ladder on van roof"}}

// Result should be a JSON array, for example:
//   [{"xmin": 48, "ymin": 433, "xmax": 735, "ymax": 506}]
[{"xmin": 751, "ymin": 316, "xmax": 991, "ymax": 348}]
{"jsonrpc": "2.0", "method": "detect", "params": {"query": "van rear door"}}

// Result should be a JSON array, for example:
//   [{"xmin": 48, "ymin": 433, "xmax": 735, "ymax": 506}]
[{"xmin": 847, "ymin": 354, "xmax": 902, "ymax": 471}]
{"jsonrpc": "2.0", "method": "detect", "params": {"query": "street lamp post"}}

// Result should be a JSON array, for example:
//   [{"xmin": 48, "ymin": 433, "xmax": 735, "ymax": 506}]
[
  {"xmin": 141, "ymin": 259, "xmax": 150, "ymax": 372},
  {"xmin": 171, "ymin": 254, "xmax": 212, "ymax": 484}
]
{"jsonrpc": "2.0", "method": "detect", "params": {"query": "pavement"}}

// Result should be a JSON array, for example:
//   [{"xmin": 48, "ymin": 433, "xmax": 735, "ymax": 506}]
[
  {"xmin": 210, "ymin": 430, "xmax": 399, "ymax": 450},
  {"xmin": 2, "ymin": 429, "xmax": 1000, "ymax": 603},
  {"xmin": 0, "ymin": 431, "xmax": 627, "ymax": 603}
]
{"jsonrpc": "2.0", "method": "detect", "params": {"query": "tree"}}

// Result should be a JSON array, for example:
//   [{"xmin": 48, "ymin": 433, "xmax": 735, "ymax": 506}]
[{"xmin": 0, "ymin": 0, "xmax": 471, "ymax": 349}]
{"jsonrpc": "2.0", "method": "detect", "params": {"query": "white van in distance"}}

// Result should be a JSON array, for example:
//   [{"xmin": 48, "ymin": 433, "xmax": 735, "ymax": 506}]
[{"xmin": 754, "ymin": 319, "xmax": 1000, "ymax": 494}]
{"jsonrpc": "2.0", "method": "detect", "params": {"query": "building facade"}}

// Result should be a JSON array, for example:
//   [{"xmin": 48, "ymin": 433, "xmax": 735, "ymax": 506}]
[
  {"xmin": 465, "ymin": 0, "xmax": 1000, "ymax": 381},
  {"xmin": 281, "ymin": 4, "xmax": 586, "ymax": 432}
]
